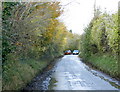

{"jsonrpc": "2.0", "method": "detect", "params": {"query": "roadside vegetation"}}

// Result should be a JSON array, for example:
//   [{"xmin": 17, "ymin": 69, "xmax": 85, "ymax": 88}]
[
  {"xmin": 2, "ymin": 1, "xmax": 119, "ymax": 90},
  {"xmin": 2, "ymin": 2, "xmax": 78, "ymax": 90},
  {"xmin": 79, "ymin": 7, "xmax": 119, "ymax": 80}
]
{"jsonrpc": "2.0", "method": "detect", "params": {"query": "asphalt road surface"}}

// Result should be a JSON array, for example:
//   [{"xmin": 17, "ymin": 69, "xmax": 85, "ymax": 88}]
[{"xmin": 51, "ymin": 55, "xmax": 119, "ymax": 90}]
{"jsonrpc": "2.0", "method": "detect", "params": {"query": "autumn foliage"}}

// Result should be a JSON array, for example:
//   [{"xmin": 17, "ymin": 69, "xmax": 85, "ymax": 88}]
[{"xmin": 2, "ymin": 2, "xmax": 76, "ymax": 90}]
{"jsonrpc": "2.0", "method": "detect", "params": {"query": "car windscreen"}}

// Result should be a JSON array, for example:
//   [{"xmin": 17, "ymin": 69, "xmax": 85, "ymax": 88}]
[
  {"xmin": 65, "ymin": 50, "xmax": 71, "ymax": 53},
  {"xmin": 73, "ymin": 50, "xmax": 79, "ymax": 53}
]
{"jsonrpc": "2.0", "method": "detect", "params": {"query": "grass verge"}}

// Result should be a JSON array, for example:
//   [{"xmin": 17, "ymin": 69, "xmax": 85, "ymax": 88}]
[
  {"xmin": 2, "ymin": 53, "xmax": 61, "ymax": 90},
  {"xmin": 81, "ymin": 53, "xmax": 119, "ymax": 80}
]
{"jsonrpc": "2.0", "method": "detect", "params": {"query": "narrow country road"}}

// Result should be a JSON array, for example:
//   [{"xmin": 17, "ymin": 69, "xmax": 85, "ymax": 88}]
[{"xmin": 50, "ymin": 55, "xmax": 119, "ymax": 90}]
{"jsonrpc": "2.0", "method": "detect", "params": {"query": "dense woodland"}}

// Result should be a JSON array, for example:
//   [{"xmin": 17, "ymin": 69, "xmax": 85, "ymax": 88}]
[{"xmin": 2, "ymin": 2, "xmax": 119, "ymax": 90}]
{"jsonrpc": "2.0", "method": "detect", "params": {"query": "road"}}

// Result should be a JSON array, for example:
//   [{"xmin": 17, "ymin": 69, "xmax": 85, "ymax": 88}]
[{"xmin": 50, "ymin": 55, "xmax": 119, "ymax": 90}]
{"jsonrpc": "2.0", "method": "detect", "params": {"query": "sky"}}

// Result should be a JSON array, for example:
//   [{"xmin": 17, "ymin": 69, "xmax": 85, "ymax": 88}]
[{"xmin": 58, "ymin": 0, "xmax": 119, "ymax": 34}]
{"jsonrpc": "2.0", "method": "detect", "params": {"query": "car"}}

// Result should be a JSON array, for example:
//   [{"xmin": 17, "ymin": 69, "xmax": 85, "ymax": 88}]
[
  {"xmin": 73, "ymin": 50, "xmax": 79, "ymax": 55},
  {"xmin": 64, "ymin": 50, "xmax": 72, "ymax": 55}
]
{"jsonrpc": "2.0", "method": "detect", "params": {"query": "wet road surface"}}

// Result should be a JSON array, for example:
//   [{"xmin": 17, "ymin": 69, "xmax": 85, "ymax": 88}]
[{"xmin": 50, "ymin": 55, "xmax": 119, "ymax": 90}]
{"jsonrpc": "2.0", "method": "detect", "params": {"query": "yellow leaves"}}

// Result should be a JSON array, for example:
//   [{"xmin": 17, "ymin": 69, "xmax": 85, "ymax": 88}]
[
  {"xmin": 29, "ymin": 39, "xmax": 32, "ymax": 42},
  {"xmin": 16, "ymin": 42, "xmax": 22, "ymax": 46},
  {"xmin": 7, "ymin": 2, "xmax": 68, "ymax": 57},
  {"xmin": 30, "ymin": 21, "xmax": 33, "ymax": 23},
  {"xmin": 36, "ymin": 5, "xmax": 43, "ymax": 10}
]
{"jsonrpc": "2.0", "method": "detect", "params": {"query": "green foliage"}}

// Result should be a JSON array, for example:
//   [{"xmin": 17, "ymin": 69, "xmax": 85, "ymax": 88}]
[
  {"xmin": 80, "ymin": 25, "xmax": 92, "ymax": 59},
  {"xmin": 2, "ymin": 53, "xmax": 48, "ymax": 90},
  {"xmin": 106, "ymin": 13, "xmax": 119, "ymax": 55},
  {"xmin": 80, "ymin": 10, "xmax": 119, "ymax": 57},
  {"xmin": 65, "ymin": 32, "xmax": 81, "ymax": 51},
  {"xmin": 88, "ymin": 53, "xmax": 119, "ymax": 78},
  {"xmin": 2, "ymin": 2, "xmax": 70, "ymax": 90},
  {"xmin": 90, "ymin": 13, "xmax": 118, "ymax": 54},
  {"xmin": 2, "ymin": 2, "xmax": 19, "ymax": 62},
  {"xmin": 80, "ymin": 8, "xmax": 119, "ymax": 78},
  {"xmin": 2, "ymin": 2, "xmax": 67, "ymax": 60}
]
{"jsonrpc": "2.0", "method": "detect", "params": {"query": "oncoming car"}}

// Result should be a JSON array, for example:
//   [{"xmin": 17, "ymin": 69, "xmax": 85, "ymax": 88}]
[
  {"xmin": 64, "ymin": 50, "xmax": 72, "ymax": 55},
  {"xmin": 73, "ymin": 50, "xmax": 79, "ymax": 55}
]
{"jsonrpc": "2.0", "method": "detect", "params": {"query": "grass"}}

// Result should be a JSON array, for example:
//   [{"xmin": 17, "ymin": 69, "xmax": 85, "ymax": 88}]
[
  {"xmin": 2, "ymin": 53, "xmax": 52, "ymax": 90},
  {"xmin": 48, "ymin": 77, "xmax": 57, "ymax": 90},
  {"xmin": 86, "ymin": 53, "xmax": 119, "ymax": 79}
]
